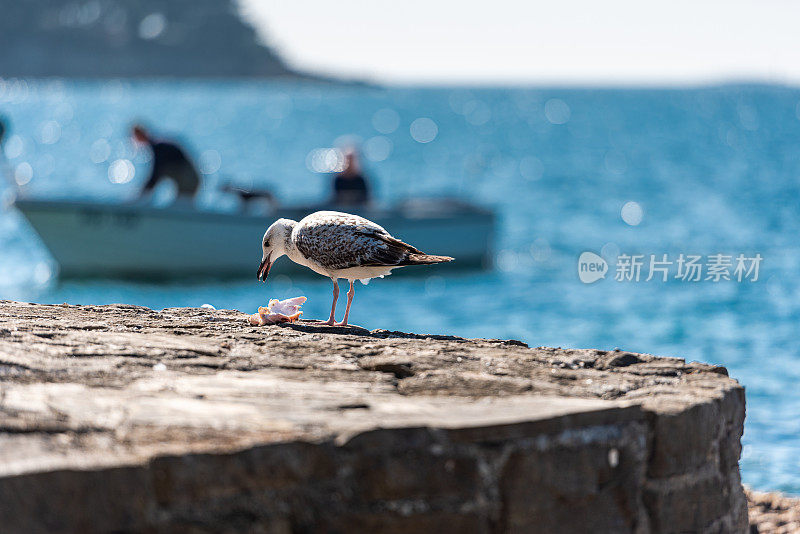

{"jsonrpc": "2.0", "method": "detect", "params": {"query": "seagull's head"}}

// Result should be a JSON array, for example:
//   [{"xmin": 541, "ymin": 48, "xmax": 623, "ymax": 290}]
[{"xmin": 258, "ymin": 218, "xmax": 294, "ymax": 282}]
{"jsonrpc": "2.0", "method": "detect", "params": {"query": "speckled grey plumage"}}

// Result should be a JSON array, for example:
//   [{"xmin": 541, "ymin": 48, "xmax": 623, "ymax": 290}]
[{"xmin": 293, "ymin": 211, "xmax": 451, "ymax": 270}]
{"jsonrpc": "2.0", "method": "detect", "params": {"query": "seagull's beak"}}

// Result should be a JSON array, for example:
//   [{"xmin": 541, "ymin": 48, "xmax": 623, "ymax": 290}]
[{"xmin": 257, "ymin": 254, "xmax": 272, "ymax": 282}]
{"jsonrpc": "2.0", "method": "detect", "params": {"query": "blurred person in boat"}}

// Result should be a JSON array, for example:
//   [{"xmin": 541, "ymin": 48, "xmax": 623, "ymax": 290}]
[
  {"xmin": 131, "ymin": 124, "xmax": 201, "ymax": 206},
  {"xmin": 0, "ymin": 115, "xmax": 18, "ymax": 211},
  {"xmin": 0, "ymin": 115, "xmax": 12, "ymax": 189},
  {"xmin": 332, "ymin": 147, "xmax": 370, "ymax": 207}
]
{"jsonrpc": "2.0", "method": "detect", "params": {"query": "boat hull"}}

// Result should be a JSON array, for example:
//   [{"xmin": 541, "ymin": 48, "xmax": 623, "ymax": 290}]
[{"xmin": 14, "ymin": 199, "xmax": 494, "ymax": 280}]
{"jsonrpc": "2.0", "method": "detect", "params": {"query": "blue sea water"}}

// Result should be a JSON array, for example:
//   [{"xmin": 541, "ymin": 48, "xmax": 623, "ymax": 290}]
[{"xmin": 1, "ymin": 79, "xmax": 800, "ymax": 493}]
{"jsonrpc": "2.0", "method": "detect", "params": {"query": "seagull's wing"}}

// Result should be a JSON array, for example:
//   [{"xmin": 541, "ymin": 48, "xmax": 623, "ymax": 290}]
[{"xmin": 294, "ymin": 212, "xmax": 422, "ymax": 270}]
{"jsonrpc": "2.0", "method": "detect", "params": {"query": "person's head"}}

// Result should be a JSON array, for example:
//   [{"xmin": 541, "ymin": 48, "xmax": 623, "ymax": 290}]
[
  {"xmin": 342, "ymin": 147, "xmax": 360, "ymax": 176},
  {"xmin": 131, "ymin": 124, "xmax": 150, "ymax": 144}
]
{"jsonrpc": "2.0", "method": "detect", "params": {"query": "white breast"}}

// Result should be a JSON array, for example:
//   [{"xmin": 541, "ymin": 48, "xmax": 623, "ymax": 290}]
[{"xmin": 330, "ymin": 265, "xmax": 398, "ymax": 282}]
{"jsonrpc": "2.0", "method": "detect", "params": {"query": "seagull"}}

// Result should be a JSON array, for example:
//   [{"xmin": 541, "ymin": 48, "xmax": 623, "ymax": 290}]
[{"xmin": 257, "ymin": 210, "xmax": 453, "ymax": 326}]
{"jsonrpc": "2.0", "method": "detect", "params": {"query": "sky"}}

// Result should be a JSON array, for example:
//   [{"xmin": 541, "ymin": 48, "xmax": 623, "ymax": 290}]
[{"xmin": 238, "ymin": 0, "xmax": 800, "ymax": 86}]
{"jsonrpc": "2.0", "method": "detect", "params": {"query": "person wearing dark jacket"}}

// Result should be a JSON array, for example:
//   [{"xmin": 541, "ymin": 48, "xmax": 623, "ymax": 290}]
[
  {"xmin": 0, "ymin": 116, "xmax": 12, "ymax": 190},
  {"xmin": 332, "ymin": 148, "xmax": 370, "ymax": 207},
  {"xmin": 131, "ymin": 125, "xmax": 201, "ymax": 200}
]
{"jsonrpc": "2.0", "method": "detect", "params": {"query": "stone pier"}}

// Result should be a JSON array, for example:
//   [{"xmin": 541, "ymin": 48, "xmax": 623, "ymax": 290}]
[{"xmin": 0, "ymin": 301, "xmax": 747, "ymax": 533}]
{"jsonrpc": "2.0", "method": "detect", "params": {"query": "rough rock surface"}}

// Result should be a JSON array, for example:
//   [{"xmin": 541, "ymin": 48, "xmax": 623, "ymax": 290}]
[
  {"xmin": 0, "ymin": 301, "xmax": 748, "ymax": 533},
  {"xmin": 746, "ymin": 488, "xmax": 800, "ymax": 533}
]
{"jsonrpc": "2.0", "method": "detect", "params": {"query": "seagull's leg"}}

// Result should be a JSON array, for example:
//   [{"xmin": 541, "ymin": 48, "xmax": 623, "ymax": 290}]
[
  {"xmin": 336, "ymin": 280, "xmax": 355, "ymax": 327},
  {"xmin": 325, "ymin": 279, "xmax": 339, "ymax": 325}
]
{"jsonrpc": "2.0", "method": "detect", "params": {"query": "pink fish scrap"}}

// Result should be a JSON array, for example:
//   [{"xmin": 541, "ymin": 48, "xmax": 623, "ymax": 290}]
[{"xmin": 249, "ymin": 296, "xmax": 307, "ymax": 326}]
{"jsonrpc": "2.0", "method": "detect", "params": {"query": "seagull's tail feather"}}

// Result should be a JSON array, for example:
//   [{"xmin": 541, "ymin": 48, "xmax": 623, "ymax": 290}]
[
  {"xmin": 359, "ymin": 231, "xmax": 454, "ymax": 266},
  {"xmin": 403, "ymin": 253, "xmax": 454, "ymax": 265}
]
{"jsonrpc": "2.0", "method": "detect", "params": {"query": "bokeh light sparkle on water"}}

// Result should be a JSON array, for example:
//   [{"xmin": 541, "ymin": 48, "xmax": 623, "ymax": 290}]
[{"xmin": 1, "ymin": 80, "xmax": 800, "ymax": 493}]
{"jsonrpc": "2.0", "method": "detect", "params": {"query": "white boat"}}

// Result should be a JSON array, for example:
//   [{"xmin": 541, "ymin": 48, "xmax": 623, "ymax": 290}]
[{"xmin": 14, "ymin": 197, "xmax": 495, "ymax": 279}]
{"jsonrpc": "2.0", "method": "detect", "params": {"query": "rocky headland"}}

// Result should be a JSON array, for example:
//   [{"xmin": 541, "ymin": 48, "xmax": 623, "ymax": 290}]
[{"xmin": 0, "ymin": 0, "xmax": 315, "ymax": 79}]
